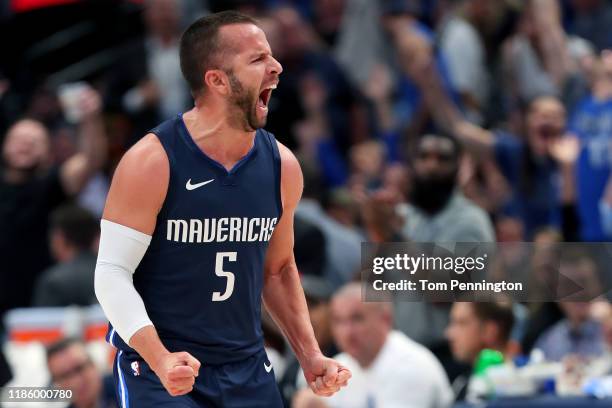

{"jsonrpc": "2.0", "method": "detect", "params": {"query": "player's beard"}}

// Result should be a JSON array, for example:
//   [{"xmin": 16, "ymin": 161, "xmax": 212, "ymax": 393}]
[{"xmin": 226, "ymin": 69, "xmax": 265, "ymax": 132}]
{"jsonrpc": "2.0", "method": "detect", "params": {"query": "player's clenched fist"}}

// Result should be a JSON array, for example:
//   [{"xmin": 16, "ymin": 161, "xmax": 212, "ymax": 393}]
[
  {"xmin": 151, "ymin": 351, "xmax": 201, "ymax": 396},
  {"xmin": 302, "ymin": 354, "xmax": 351, "ymax": 397}
]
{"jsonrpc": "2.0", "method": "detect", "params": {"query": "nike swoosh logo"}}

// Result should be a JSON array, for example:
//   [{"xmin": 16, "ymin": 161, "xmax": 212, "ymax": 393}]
[
  {"xmin": 186, "ymin": 178, "xmax": 214, "ymax": 191},
  {"xmin": 264, "ymin": 362, "xmax": 273, "ymax": 373}
]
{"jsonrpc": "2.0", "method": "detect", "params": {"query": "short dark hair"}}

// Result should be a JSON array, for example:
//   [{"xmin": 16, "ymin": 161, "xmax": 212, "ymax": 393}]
[
  {"xmin": 46, "ymin": 337, "xmax": 85, "ymax": 361},
  {"xmin": 179, "ymin": 10, "xmax": 259, "ymax": 96},
  {"xmin": 50, "ymin": 205, "xmax": 99, "ymax": 250},
  {"xmin": 471, "ymin": 301, "xmax": 515, "ymax": 343}
]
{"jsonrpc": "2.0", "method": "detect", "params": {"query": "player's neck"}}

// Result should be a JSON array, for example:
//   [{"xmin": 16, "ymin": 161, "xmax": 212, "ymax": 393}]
[{"xmin": 183, "ymin": 107, "xmax": 256, "ymax": 170}]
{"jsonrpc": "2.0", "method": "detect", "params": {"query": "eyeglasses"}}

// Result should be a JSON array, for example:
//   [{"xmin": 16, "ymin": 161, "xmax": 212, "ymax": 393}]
[
  {"xmin": 52, "ymin": 360, "xmax": 92, "ymax": 383},
  {"xmin": 416, "ymin": 150, "xmax": 455, "ymax": 162}
]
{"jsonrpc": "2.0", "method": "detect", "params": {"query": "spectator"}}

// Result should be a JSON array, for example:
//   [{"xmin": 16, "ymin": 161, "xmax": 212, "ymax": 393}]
[
  {"xmin": 294, "ymin": 282, "xmax": 453, "ymax": 408},
  {"xmin": 535, "ymin": 301, "xmax": 605, "ymax": 361},
  {"xmin": 105, "ymin": 0, "xmax": 191, "ymax": 146},
  {"xmin": 569, "ymin": 0, "xmax": 612, "ymax": 52},
  {"xmin": 32, "ymin": 205, "xmax": 100, "ymax": 307},
  {"xmin": 445, "ymin": 301, "xmax": 515, "ymax": 401},
  {"xmin": 47, "ymin": 338, "xmax": 117, "ymax": 408},
  {"xmin": 0, "ymin": 87, "xmax": 106, "ymax": 316},
  {"xmin": 384, "ymin": 4, "xmax": 459, "ymax": 137},
  {"xmin": 533, "ymin": 248, "xmax": 606, "ymax": 361},
  {"xmin": 435, "ymin": 0, "xmax": 491, "ymax": 123},
  {"xmin": 572, "ymin": 50, "xmax": 612, "ymax": 241},
  {"xmin": 361, "ymin": 132, "xmax": 493, "ymax": 359},
  {"xmin": 294, "ymin": 215, "xmax": 327, "ymax": 277},
  {"xmin": 333, "ymin": 0, "xmax": 390, "ymax": 87},
  {"xmin": 532, "ymin": 248, "xmax": 605, "ymax": 358},
  {"xmin": 501, "ymin": 0, "xmax": 574, "ymax": 105},
  {"xmin": 296, "ymin": 159, "xmax": 362, "ymax": 287},
  {"xmin": 398, "ymin": 133, "xmax": 494, "ymax": 243},
  {"xmin": 394, "ymin": 23, "xmax": 583, "ymax": 237},
  {"xmin": 520, "ymin": 229, "xmax": 565, "ymax": 354},
  {"xmin": 322, "ymin": 187, "xmax": 359, "ymax": 228},
  {"xmin": 432, "ymin": 76, "xmax": 579, "ymax": 236},
  {"xmin": 269, "ymin": 6, "xmax": 356, "ymax": 153}
]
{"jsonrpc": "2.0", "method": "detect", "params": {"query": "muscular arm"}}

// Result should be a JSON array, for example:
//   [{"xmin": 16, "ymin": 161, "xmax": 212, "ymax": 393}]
[
  {"xmin": 263, "ymin": 142, "xmax": 350, "ymax": 396},
  {"xmin": 97, "ymin": 134, "xmax": 169, "ymax": 358},
  {"xmin": 531, "ymin": 0, "xmax": 574, "ymax": 89},
  {"xmin": 262, "ymin": 143, "xmax": 320, "ymax": 363},
  {"xmin": 96, "ymin": 134, "xmax": 199, "ymax": 395},
  {"xmin": 396, "ymin": 31, "xmax": 494, "ymax": 154}
]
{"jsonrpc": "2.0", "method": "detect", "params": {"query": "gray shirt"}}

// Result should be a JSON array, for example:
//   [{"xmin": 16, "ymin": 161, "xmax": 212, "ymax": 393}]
[
  {"xmin": 439, "ymin": 16, "xmax": 488, "ymax": 107},
  {"xmin": 32, "ymin": 252, "xmax": 98, "ymax": 307},
  {"xmin": 398, "ymin": 192, "xmax": 494, "ymax": 243},
  {"xmin": 297, "ymin": 199, "xmax": 363, "ymax": 288},
  {"xmin": 394, "ymin": 193, "xmax": 494, "ymax": 346}
]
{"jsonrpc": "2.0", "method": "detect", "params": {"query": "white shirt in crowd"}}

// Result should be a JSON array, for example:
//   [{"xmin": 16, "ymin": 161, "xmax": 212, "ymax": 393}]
[
  {"xmin": 147, "ymin": 38, "xmax": 189, "ymax": 120},
  {"xmin": 324, "ymin": 331, "xmax": 454, "ymax": 408}
]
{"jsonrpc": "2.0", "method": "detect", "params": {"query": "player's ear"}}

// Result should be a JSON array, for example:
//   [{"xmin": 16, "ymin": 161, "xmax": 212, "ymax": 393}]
[{"xmin": 204, "ymin": 69, "xmax": 230, "ymax": 95}]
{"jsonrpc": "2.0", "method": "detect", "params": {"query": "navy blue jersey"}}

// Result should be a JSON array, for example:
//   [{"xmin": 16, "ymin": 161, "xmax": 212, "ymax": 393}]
[{"xmin": 107, "ymin": 114, "xmax": 283, "ymax": 365}]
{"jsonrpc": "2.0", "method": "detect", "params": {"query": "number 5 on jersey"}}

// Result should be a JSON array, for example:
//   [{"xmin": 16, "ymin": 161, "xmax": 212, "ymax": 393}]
[{"xmin": 213, "ymin": 252, "xmax": 236, "ymax": 301}]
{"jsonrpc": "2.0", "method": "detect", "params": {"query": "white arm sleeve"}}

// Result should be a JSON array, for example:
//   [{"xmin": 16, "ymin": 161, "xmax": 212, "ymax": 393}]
[{"xmin": 94, "ymin": 219, "xmax": 153, "ymax": 344}]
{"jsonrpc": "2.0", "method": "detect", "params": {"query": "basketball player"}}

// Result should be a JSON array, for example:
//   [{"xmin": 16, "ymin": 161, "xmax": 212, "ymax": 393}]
[{"xmin": 94, "ymin": 11, "xmax": 351, "ymax": 408}]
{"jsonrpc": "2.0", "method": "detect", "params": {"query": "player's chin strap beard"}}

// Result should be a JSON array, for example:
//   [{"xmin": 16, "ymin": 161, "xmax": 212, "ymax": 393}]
[
  {"xmin": 227, "ymin": 104, "xmax": 257, "ymax": 133},
  {"xmin": 225, "ymin": 71, "xmax": 260, "ymax": 132}
]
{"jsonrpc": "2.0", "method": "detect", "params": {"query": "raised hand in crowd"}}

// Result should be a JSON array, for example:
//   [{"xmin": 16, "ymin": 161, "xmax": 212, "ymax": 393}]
[{"xmin": 60, "ymin": 85, "xmax": 107, "ymax": 195}]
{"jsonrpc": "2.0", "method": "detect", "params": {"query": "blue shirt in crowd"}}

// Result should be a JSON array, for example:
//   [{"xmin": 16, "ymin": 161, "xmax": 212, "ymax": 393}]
[
  {"xmin": 569, "ymin": 95, "xmax": 612, "ymax": 241},
  {"xmin": 534, "ymin": 319, "xmax": 604, "ymax": 362},
  {"xmin": 494, "ymin": 131, "xmax": 560, "ymax": 238}
]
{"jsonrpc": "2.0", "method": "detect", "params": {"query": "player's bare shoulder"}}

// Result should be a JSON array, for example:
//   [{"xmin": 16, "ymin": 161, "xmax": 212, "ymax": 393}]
[
  {"xmin": 122, "ymin": 133, "xmax": 169, "ymax": 175},
  {"xmin": 103, "ymin": 133, "xmax": 170, "ymax": 232},
  {"xmin": 275, "ymin": 140, "xmax": 303, "ymax": 208}
]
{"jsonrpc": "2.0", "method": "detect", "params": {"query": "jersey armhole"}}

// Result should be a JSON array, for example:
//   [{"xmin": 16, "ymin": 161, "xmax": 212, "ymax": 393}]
[
  {"xmin": 262, "ymin": 130, "xmax": 284, "ymax": 218},
  {"xmin": 148, "ymin": 121, "xmax": 177, "ymax": 220}
]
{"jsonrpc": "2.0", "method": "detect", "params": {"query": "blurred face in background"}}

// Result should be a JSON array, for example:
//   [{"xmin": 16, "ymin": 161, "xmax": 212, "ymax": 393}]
[
  {"xmin": 350, "ymin": 141, "xmax": 385, "ymax": 184},
  {"xmin": 2, "ymin": 119, "xmax": 50, "ymax": 172},
  {"xmin": 383, "ymin": 163, "xmax": 410, "ymax": 201},
  {"xmin": 48, "ymin": 343, "xmax": 101, "ymax": 408},
  {"xmin": 495, "ymin": 217, "xmax": 525, "ymax": 242},
  {"xmin": 313, "ymin": 0, "xmax": 345, "ymax": 40},
  {"xmin": 272, "ymin": 7, "xmax": 312, "ymax": 61},
  {"xmin": 144, "ymin": 0, "xmax": 181, "ymax": 41},
  {"xmin": 559, "ymin": 302, "xmax": 592, "ymax": 327},
  {"xmin": 520, "ymin": 0, "xmax": 561, "ymax": 42},
  {"xmin": 593, "ymin": 51, "xmax": 612, "ymax": 99},
  {"xmin": 525, "ymin": 97, "xmax": 566, "ymax": 157},
  {"xmin": 464, "ymin": 0, "xmax": 499, "ymax": 32},
  {"xmin": 258, "ymin": 16, "xmax": 285, "ymax": 62},
  {"xmin": 446, "ymin": 303, "xmax": 486, "ymax": 364},
  {"xmin": 331, "ymin": 287, "xmax": 391, "ymax": 368},
  {"xmin": 531, "ymin": 229, "xmax": 562, "ymax": 287},
  {"xmin": 410, "ymin": 135, "xmax": 459, "ymax": 214}
]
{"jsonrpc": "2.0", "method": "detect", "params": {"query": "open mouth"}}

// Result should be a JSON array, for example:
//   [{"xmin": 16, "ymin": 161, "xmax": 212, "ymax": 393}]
[{"xmin": 257, "ymin": 83, "xmax": 277, "ymax": 111}]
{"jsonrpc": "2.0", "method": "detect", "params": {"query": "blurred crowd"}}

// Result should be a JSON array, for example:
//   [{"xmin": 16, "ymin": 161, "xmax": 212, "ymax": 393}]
[{"xmin": 2, "ymin": 0, "xmax": 612, "ymax": 407}]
